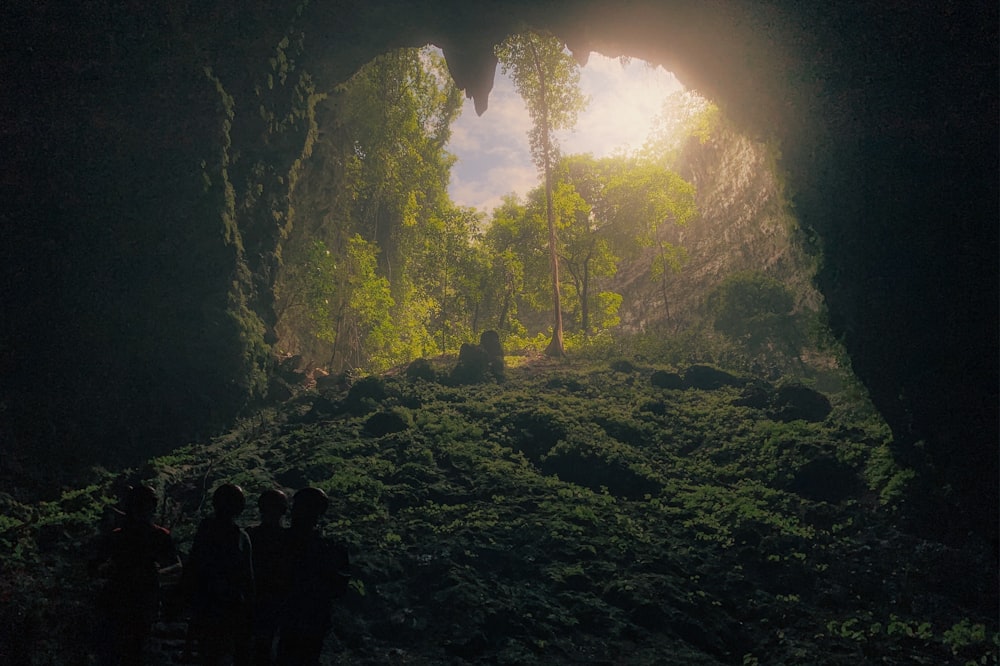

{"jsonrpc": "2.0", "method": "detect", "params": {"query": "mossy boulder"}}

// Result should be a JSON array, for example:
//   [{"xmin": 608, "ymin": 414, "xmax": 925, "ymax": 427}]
[
  {"xmin": 769, "ymin": 384, "xmax": 832, "ymax": 422},
  {"xmin": 683, "ymin": 365, "xmax": 745, "ymax": 390},
  {"xmin": 364, "ymin": 408, "xmax": 413, "ymax": 437},
  {"xmin": 405, "ymin": 358, "xmax": 437, "ymax": 382},
  {"xmin": 650, "ymin": 370, "xmax": 685, "ymax": 390}
]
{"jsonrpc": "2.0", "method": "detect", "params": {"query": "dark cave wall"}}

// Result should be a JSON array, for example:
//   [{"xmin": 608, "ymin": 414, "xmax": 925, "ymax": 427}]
[{"xmin": 2, "ymin": 1, "xmax": 996, "ymax": 535}]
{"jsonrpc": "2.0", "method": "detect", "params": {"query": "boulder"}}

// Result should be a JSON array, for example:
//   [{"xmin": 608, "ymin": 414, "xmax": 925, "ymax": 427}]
[
  {"xmin": 769, "ymin": 384, "xmax": 832, "ymax": 422},
  {"xmin": 650, "ymin": 370, "xmax": 685, "ymax": 390},
  {"xmin": 450, "ymin": 343, "xmax": 490, "ymax": 385},
  {"xmin": 364, "ymin": 408, "xmax": 412, "ymax": 437},
  {"xmin": 610, "ymin": 359, "xmax": 636, "ymax": 373},
  {"xmin": 479, "ymin": 330, "xmax": 505, "ymax": 382},
  {"xmin": 405, "ymin": 357, "xmax": 437, "ymax": 382},
  {"xmin": 449, "ymin": 333, "xmax": 505, "ymax": 385},
  {"xmin": 786, "ymin": 456, "xmax": 859, "ymax": 503},
  {"xmin": 683, "ymin": 365, "xmax": 745, "ymax": 390},
  {"xmin": 346, "ymin": 375, "xmax": 387, "ymax": 413},
  {"xmin": 732, "ymin": 380, "xmax": 775, "ymax": 409}
]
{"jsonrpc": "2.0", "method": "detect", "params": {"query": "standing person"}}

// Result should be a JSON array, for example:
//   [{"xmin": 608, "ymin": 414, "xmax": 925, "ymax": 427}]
[
  {"xmin": 276, "ymin": 487, "xmax": 350, "ymax": 666},
  {"xmin": 186, "ymin": 483, "xmax": 255, "ymax": 666},
  {"xmin": 90, "ymin": 484, "xmax": 182, "ymax": 666},
  {"xmin": 247, "ymin": 489, "xmax": 289, "ymax": 666}
]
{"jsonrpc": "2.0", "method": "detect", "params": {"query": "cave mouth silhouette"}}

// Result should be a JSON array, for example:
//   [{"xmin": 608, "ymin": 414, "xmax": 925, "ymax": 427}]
[{"xmin": 3, "ymin": 1, "xmax": 995, "ymax": 544}]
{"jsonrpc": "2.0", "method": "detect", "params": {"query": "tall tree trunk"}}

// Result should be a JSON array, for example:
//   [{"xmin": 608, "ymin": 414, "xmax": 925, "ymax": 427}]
[
  {"xmin": 440, "ymin": 259, "xmax": 448, "ymax": 353},
  {"xmin": 529, "ymin": 40, "xmax": 564, "ymax": 357},
  {"xmin": 544, "ymin": 156, "xmax": 565, "ymax": 356}
]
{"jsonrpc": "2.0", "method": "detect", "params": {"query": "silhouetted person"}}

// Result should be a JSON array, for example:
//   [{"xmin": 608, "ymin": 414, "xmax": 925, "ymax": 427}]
[
  {"xmin": 247, "ymin": 489, "xmax": 289, "ymax": 666},
  {"xmin": 276, "ymin": 488, "xmax": 350, "ymax": 666},
  {"xmin": 90, "ymin": 484, "xmax": 181, "ymax": 665},
  {"xmin": 187, "ymin": 483, "xmax": 254, "ymax": 666}
]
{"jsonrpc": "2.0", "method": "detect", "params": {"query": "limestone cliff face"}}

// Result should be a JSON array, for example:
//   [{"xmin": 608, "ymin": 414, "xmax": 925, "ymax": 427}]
[{"xmin": 613, "ymin": 124, "xmax": 821, "ymax": 334}]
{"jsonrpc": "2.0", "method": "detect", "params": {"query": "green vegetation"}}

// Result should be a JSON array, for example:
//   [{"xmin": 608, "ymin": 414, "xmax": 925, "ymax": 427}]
[
  {"xmin": 706, "ymin": 271, "xmax": 805, "ymax": 363},
  {"xmin": 2, "ymin": 350, "xmax": 995, "ymax": 664},
  {"xmin": 276, "ymin": 46, "xmax": 466, "ymax": 370}
]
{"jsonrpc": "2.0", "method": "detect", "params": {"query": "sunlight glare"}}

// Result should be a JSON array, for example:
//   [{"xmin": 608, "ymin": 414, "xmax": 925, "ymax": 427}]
[{"xmin": 446, "ymin": 51, "xmax": 684, "ymax": 214}]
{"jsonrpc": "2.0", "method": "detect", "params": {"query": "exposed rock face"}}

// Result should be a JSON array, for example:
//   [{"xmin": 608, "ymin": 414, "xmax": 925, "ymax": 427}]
[{"xmin": 2, "ymin": 0, "xmax": 995, "ymax": 540}]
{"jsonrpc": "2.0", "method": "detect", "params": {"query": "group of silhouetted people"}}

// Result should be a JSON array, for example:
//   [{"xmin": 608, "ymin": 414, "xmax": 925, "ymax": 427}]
[{"xmin": 90, "ymin": 483, "xmax": 350, "ymax": 666}]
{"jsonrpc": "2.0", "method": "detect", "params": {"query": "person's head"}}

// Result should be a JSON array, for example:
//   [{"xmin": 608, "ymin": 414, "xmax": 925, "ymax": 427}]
[
  {"xmin": 258, "ymin": 489, "xmax": 289, "ymax": 522},
  {"xmin": 290, "ymin": 487, "xmax": 329, "ymax": 529},
  {"xmin": 125, "ymin": 484, "xmax": 158, "ymax": 522},
  {"xmin": 212, "ymin": 483, "xmax": 246, "ymax": 522}
]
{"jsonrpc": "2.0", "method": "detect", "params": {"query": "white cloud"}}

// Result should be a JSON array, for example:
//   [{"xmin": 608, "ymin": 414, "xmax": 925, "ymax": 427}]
[
  {"xmin": 448, "ymin": 123, "xmax": 480, "ymax": 153},
  {"xmin": 563, "ymin": 55, "xmax": 682, "ymax": 156},
  {"xmin": 447, "ymin": 51, "xmax": 684, "ymax": 214},
  {"xmin": 450, "ymin": 162, "xmax": 539, "ymax": 214}
]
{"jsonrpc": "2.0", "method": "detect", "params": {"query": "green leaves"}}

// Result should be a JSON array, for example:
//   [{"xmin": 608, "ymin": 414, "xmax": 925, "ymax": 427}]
[
  {"xmin": 706, "ymin": 271, "xmax": 804, "ymax": 359},
  {"xmin": 496, "ymin": 31, "xmax": 590, "ymax": 356},
  {"xmin": 495, "ymin": 33, "xmax": 588, "ymax": 174},
  {"xmin": 276, "ymin": 46, "xmax": 471, "ymax": 370}
]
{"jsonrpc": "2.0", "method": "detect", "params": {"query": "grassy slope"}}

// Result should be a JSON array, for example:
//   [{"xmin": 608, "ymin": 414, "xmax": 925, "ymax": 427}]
[{"xmin": 1, "ymin": 355, "xmax": 996, "ymax": 665}]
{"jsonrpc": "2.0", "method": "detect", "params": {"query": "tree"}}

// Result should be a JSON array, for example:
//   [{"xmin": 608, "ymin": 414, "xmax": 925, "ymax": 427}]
[
  {"xmin": 641, "ymin": 90, "xmax": 720, "ymax": 167},
  {"xmin": 496, "ymin": 31, "xmax": 587, "ymax": 357},
  {"xmin": 599, "ymin": 161, "xmax": 697, "ymax": 327},
  {"xmin": 549, "ymin": 164, "xmax": 615, "ymax": 335},
  {"xmin": 555, "ymin": 153, "xmax": 696, "ymax": 333},
  {"xmin": 413, "ymin": 205, "xmax": 485, "ymax": 353},
  {"xmin": 275, "ymin": 47, "xmax": 464, "ymax": 371},
  {"xmin": 706, "ymin": 271, "xmax": 804, "ymax": 361},
  {"xmin": 481, "ymin": 193, "xmax": 548, "ymax": 335}
]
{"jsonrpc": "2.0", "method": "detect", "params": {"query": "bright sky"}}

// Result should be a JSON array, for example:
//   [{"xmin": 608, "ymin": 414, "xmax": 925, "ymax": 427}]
[{"xmin": 447, "ymin": 52, "xmax": 684, "ymax": 214}]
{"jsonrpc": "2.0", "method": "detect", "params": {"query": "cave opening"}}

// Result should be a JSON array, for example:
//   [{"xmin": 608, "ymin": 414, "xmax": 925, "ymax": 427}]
[{"xmin": 270, "ymin": 39, "xmax": 836, "ymax": 395}]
